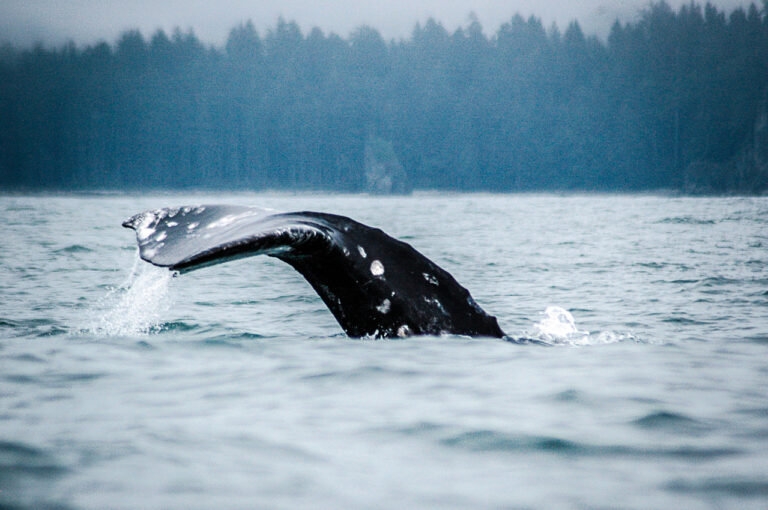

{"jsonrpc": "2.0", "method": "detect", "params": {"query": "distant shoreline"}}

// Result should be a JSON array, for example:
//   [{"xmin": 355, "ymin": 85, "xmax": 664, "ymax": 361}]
[
  {"xmin": 1, "ymin": 188, "xmax": 765, "ymax": 198},
  {"xmin": 2, "ymin": 2, "xmax": 767, "ymax": 195}
]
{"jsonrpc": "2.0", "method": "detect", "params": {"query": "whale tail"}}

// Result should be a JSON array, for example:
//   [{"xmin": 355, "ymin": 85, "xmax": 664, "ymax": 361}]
[{"xmin": 123, "ymin": 205, "xmax": 504, "ymax": 338}]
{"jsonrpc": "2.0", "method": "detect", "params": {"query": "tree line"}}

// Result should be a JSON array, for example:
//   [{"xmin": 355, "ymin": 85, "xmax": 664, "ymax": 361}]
[{"xmin": 1, "ymin": 1, "xmax": 767, "ymax": 194}]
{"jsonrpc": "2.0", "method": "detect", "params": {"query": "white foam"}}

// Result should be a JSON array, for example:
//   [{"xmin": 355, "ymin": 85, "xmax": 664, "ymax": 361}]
[{"xmin": 525, "ymin": 306, "xmax": 638, "ymax": 346}]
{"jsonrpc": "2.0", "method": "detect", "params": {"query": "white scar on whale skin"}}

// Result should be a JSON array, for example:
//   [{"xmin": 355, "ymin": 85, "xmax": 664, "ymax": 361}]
[
  {"xmin": 136, "ymin": 214, "xmax": 157, "ymax": 241},
  {"xmin": 205, "ymin": 210, "xmax": 270, "ymax": 230},
  {"xmin": 370, "ymin": 260, "xmax": 384, "ymax": 276},
  {"xmin": 423, "ymin": 296, "xmax": 446, "ymax": 314},
  {"xmin": 206, "ymin": 214, "xmax": 238, "ymax": 229},
  {"xmin": 376, "ymin": 298, "xmax": 391, "ymax": 314},
  {"xmin": 358, "ymin": 245, "xmax": 367, "ymax": 258}
]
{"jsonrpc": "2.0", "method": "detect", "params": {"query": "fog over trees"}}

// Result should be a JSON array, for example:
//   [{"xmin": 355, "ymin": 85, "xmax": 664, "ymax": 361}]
[{"xmin": 1, "ymin": 1, "xmax": 767, "ymax": 193}]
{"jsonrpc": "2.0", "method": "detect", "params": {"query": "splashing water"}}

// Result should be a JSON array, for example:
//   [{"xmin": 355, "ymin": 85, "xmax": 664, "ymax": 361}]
[
  {"xmin": 529, "ymin": 306, "xmax": 590, "ymax": 345},
  {"xmin": 83, "ymin": 255, "xmax": 637, "ymax": 343},
  {"xmin": 526, "ymin": 306, "xmax": 637, "ymax": 346},
  {"xmin": 86, "ymin": 254, "xmax": 173, "ymax": 336}
]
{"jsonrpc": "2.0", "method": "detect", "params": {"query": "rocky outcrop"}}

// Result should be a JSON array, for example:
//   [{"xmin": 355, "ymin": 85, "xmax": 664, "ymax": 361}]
[
  {"xmin": 363, "ymin": 136, "xmax": 411, "ymax": 194},
  {"xmin": 684, "ymin": 104, "xmax": 768, "ymax": 195}
]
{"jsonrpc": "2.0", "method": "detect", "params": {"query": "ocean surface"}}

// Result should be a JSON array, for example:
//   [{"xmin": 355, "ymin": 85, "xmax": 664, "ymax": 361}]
[{"xmin": 1, "ymin": 193, "xmax": 767, "ymax": 509}]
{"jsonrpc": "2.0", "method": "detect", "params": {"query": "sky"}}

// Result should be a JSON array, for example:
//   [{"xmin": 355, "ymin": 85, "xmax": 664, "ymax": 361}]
[{"xmin": 0, "ymin": 0, "xmax": 756, "ymax": 48}]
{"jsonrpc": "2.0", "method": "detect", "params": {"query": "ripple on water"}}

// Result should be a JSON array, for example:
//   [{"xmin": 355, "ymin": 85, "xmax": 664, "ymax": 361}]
[
  {"xmin": 0, "ymin": 440, "xmax": 68, "ymax": 479},
  {"xmin": 204, "ymin": 331, "xmax": 265, "ymax": 342},
  {"xmin": 437, "ymin": 429, "xmax": 742, "ymax": 459},
  {"xmin": 552, "ymin": 389, "xmax": 582, "ymax": 402},
  {"xmin": 440, "ymin": 430, "xmax": 582, "ymax": 454},
  {"xmin": 631, "ymin": 411, "xmax": 713, "ymax": 434},
  {"xmin": 656, "ymin": 216, "xmax": 717, "ymax": 225},
  {"xmin": 4, "ymin": 371, "xmax": 104, "ymax": 386},
  {"xmin": 744, "ymin": 334, "xmax": 768, "ymax": 344},
  {"xmin": 300, "ymin": 364, "xmax": 421, "ymax": 382},
  {"xmin": 0, "ymin": 318, "xmax": 20, "ymax": 329},
  {"xmin": 53, "ymin": 244, "xmax": 94, "ymax": 254},
  {"xmin": 666, "ymin": 478, "xmax": 768, "ymax": 498},
  {"xmin": 2, "ymin": 353, "xmax": 45, "ymax": 363},
  {"xmin": 0, "ymin": 318, "xmax": 68, "ymax": 338},
  {"xmin": 661, "ymin": 316, "xmax": 707, "ymax": 325},
  {"xmin": 157, "ymin": 321, "xmax": 200, "ymax": 333}
]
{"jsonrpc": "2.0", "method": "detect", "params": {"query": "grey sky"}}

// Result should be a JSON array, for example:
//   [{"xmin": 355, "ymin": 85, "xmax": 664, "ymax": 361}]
[{"xmin": 0, "ymin": 0, "xmax": 756, "ymax": 47}]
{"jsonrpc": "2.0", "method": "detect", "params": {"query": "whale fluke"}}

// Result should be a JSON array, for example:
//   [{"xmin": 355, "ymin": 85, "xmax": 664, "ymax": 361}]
[{"xmin": 123, "ymin": 205, "xmax": 504, "ymax": 338}]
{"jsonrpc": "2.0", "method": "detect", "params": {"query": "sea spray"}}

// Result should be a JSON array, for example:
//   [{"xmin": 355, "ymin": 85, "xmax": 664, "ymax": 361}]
[{"xmin": 86, "ymin": 253, "xmax": 174, "ymax": 335}]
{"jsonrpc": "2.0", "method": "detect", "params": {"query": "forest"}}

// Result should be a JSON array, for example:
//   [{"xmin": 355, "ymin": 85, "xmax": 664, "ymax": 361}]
[{"xmin": 1, "ymin": 1, "xmax": 767, "ymax": 194}]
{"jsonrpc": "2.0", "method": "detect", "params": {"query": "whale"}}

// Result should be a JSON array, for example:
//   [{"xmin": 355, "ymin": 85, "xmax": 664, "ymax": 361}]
[{"xmin": 123, "ymin": 205, "xmax": 505, "ymax": 338}]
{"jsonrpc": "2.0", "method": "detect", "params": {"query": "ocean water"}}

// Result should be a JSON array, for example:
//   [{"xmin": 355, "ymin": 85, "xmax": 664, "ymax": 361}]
[{"xmin": 1, "ymin": 193, "xmax": 767, "ymax": 509}]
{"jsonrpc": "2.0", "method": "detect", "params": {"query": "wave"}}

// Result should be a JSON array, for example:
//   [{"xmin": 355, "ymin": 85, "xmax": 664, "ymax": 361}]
[
  {"xmin": 53, "ymin": 244, "xmax": 94, "ymax": 254},
  {"xmin": 431, "ymin": 428, "xmax": 741, "ymax": 459},
  {"xmin": 300, "ymin": 364, "xmax": 421, "ymax": 381},
  {"xmin": 656, "ymin": 216, "xmax": 717, "ymax": 225},
  {"xmin": 156, "ymin": 320, "xmax": 199, "ymax": 333},
  {"xmin": 631, "ymin": 411, "xmax": 712, "ymax": 434},
  {"xmin": 0, "ymin": 318, "xmax": 68, "ymax": 338},
  {"xmin": 0, "ymin": 440, "xmax": 68, "ymax": 478},
  {"xmin": 667, "ymin": 478, "xmax": 768, "ymax": 497}
]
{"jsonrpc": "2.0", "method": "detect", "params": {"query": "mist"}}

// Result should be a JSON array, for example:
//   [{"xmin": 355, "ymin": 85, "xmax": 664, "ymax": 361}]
[
  {"xmin": 0, "ymin": 0, "xmax": 755, "ymax": 47},
  {"xmin": 2, "ymin": 1, "xmax": 767, "ymax": 194}
]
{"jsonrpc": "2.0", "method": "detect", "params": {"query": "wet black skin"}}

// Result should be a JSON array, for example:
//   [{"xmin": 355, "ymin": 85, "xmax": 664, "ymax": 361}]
[{"xmin": 123, "ymin": 205, "xmax": 505, "ymax": 339}]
